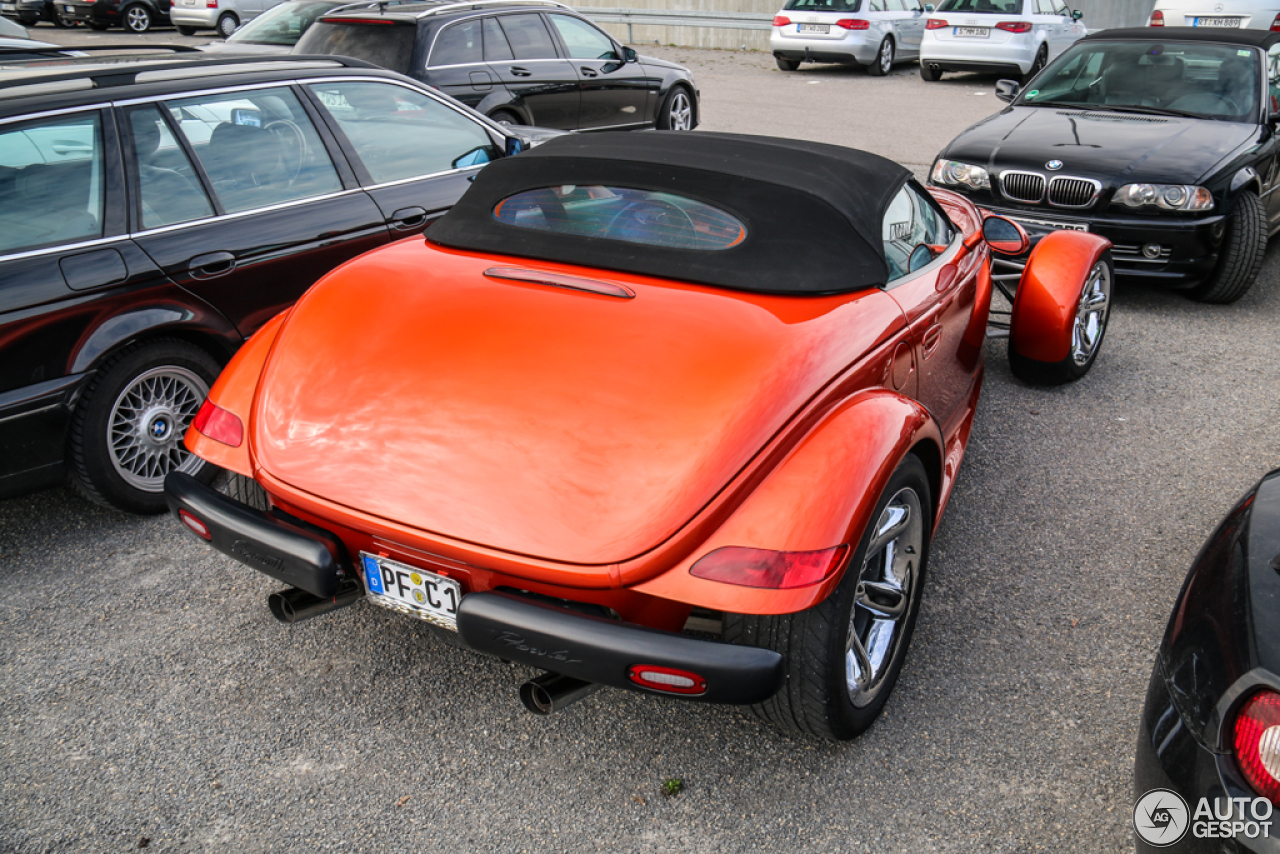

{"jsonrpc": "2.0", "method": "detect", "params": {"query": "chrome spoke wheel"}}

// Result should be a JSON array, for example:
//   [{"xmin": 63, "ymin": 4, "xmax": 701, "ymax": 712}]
[
  {"xmin": 667, "ymin": 92, "xmax": 692, "ymax": 131},
  {"xmin": 879, "ymin": 40, "xmax": 892, "ymax": 73},
  {"xmin": 1071, "ymin": 259, "xmax": 1111, "ymax": 366},
  {"xmin": 845, "ymin": 486, "xmax": 923, "ymax": 707},
  {"xmin": 125, "ymin": 5, "xmax": 149, "ymax": 31},
  {"xmin": 106, "ymin": 366, "xmax": 209, "ymax": 492}
]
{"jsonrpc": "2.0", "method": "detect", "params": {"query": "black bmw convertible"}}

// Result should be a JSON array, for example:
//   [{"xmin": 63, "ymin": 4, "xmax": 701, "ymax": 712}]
[{"xmin": 931, "ymin": 27, "xmax": 1280, "ymax": 304}]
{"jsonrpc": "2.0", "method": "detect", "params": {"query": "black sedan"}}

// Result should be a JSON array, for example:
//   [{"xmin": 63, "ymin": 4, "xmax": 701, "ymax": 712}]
[
  {"xmin": 930, "ymin": 27, "xmax": 1280, "ymax": 304},
  {"xmin": 1134, "ymin": 467, "xmax": 1280, "ymax": 851}
]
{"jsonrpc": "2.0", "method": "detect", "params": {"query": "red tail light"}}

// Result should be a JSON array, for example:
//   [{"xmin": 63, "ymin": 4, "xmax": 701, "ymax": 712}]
[
  {"xmin": 191, "ymin": 400, "xmax": 244, "ymax": 448},
  {"xmin": 178, "ymin": 509, "xmax": 212, "ymax": 541},
  {"xmin": 926, "ymin": 17, "xmax": 947, "ymax": 28},
  {"xmin": 1233, "ymin": 690, "xmax": 1280, "ymax": 804},
  {"xmin": 836, "ymin": 18, "xmax": 869, "ymax": 29},
  {"xmin": 628, "ymin": 665, "xmax": 707, "ymax": 695},
  {"xmin": 1149, "ymin": 9, "xmax": 1164, "ymax": 25},
  {"xmin": 689, "ymin": 545, "xmax": 850, "ymax": 589},
  {"xmin": 1271, "ymin": 13, "xmax": 1280, "ymax": 31},
  {"xmin": 773, "ymin": 14, "xmax": 791, "ymax": 26},
  {"xmin": 205, "ymin": 0, "xmax": 217, "ymax": 7},
  {"xmin": 995, "ymin": 21, "xmax": 1032, "ymax": 32}
]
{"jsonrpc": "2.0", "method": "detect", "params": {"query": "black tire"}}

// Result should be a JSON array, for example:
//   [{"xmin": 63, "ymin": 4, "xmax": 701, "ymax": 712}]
[
  {"xmin": 68, "ymin": 340, "xmax": 221, "ymax": 514},
  {"xmin": 1009, "ymin": 251, "xmax": 1113, "ymax": 385},
  {"xmin": 776, "ymin": 56, "xmax": 801, "ymax": 71},
  {"xmin": 1022, "ymin": 45, "xmax": 1047, "ymax": 85},
  {"xmin": 216, "ymin": 11, "xmax": 237, "ymax": 36},
  {"xmin": 51, "ymin": 12, "xmax": 74, "ymax": 26},
  {"xmin": 488, "ymin": 109, "xmax": 521, "ymax": 127},
  {"xmin": 1187, "ymin": 190, "xmax": 1267, "ymax": 304},
  {"xmin": 867, "ymin": 37, "xmax": 894, "ymax": 76},
  {"xmin": 87, "ymin": 20, "xmax": 109, "ymax": 29},
  {"xmin": 656, "ymin": 85, "xmax": 694, "ymax": 131},
  {"xmin": 175, "ymin": 24, "xmax": 196, "ymax": 35},
  {"xmin": 223, "ymin": 472, "xmax": 269, "ymax": 511},
  {"xmin": 724, "ymin": 455, "xmax": 932, "ymax": 740},
  {"xmin": 919, "ymin": 61, "xmax": 943, "ymax": 81},
  {"xmin": 122, "ymin": 3, "xmax": 151, "ymax": 32}
]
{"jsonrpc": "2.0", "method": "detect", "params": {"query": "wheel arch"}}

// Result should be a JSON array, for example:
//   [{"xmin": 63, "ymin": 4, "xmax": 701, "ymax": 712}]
[
  {"xmin": 632, "ymin": 389, "xmax": 944, "ymax": 616},
  {"xmin": 655, "ymin": 76, "xmax": 698, "ymax": 126},
  {"xmin": 1009, "ymin": 229, "xmax": 1111, "ymax": 365}
]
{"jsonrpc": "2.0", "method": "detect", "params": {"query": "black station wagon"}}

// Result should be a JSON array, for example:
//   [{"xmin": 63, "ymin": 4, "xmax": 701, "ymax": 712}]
[{"xmin": 0, "ymin": 49, "xmax": 552, "ymax": 513}]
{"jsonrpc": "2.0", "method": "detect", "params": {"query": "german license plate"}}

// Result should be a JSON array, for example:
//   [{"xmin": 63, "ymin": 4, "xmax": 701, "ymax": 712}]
[
  {"xmin": 798, "ymin": 23, "xmax": 828, "ymax": 33},
  {"xmin": 63, "ymin": 4, "xmax": 73, "ymax": 10},
  {"xmin": 360, "ymin": 552, "xmax": 462, "ymax": 630},
  {"xmin": 1194, "ymin": 16, "xmax": 1241, "ymax": 26},
  {"xmin": 1006, "ymin": 214, "xmax": 1088, "ymax": 233},
  {"xmin": 0, "ymin": 4, "xmax": 15, "ymax": 11},
  {"xmin": 955, "ymin": 26, "xmax": 989, "ymax": 37}
]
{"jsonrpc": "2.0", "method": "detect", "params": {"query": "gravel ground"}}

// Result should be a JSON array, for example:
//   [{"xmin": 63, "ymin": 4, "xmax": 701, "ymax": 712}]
[{"xmin": 3, "ymin": 28, "xmax": 1280, "ymax": 853}]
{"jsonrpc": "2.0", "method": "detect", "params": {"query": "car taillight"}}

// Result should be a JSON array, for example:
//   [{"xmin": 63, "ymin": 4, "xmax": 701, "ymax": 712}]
[
  {"xmin": 926, "ymin": 17, "xmax": 948, "ymax": 28},
  {"xmin": 689, "ymin": 545, "xmax": 849, "ymax": 589},
  {"xmin": 1234, "ymin": 691, "xmax": 1280, "ymax": 804},
  {"xmin": 627, "ymin": 665, "xmax": 707, "ymax": 695},
  {"xmin": 178, "ymin": 509, "xmax": 212, "ymax": 541},
  {"xmin": 205, "ymin": 0, "xmax": 216, "ymax": 7},
  {"xmin": 191, "ymin": 399, "xmax": 244, "ymax": 447},
  {"xmin": 1271, "ymin": 13, "xmax": 1280, "ymax": 31},
  {"xmin": 1149, "ymin": 9, "xmax": 1164, "ymax": 25},
  {"xmin": 996, "ymin": 20, "xmax": 1032, "ymax": 32},
  {"xmin": 773, "ymin": 14, "xmax": 790, "ymax": 26},
  {"xmin": 836, "ymin": 18, "xmax": 869, "ymax": 29}
]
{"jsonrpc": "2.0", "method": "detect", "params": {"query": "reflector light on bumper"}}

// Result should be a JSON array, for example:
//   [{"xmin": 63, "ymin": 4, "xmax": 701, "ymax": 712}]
[{"xmin": 628, "ymin": 665, "xmax": 708, "ymax": 695}]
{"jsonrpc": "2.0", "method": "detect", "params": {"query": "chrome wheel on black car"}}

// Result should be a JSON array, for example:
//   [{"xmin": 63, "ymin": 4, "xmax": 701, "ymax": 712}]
[
  {"xmin": 658, "ymin": 87, "xmax": 694, "ymax": 131},
  {"xmin": 122, "ymin": 4, "xmax": 151, "ymax": 32}
]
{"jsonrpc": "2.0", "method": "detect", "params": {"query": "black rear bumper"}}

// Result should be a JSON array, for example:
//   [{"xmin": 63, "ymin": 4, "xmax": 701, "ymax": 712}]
[{"xmin": 167, "ymin": 472, "xmax": 786, "ymax": 706}]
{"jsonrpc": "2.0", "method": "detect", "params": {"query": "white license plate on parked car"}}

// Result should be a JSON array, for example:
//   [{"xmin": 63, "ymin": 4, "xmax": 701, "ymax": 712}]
[
  {"xmin": 360, "ymin": 552, "xmax": 462, "ymax": 630},
  {"xmin": 1005, "ymin": 214, "xmax": 1089, "ymax": 233},
  {"xmin": 1194, "ymin": 16, "xmax": 1242, "ymax": 26},
  {"xmin": 798, "ymin": 23, "xmax": 829, "ymax": 33},
  {"xmin": 955, "ymin": 26, "xmax": 990, "ymax": 37},
  {"xmin": 1, "ymin": 4, "xmax": 15, "ymax": 11}
]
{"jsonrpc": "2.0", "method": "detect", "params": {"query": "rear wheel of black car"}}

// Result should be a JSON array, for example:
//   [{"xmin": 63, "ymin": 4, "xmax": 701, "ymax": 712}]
[
  {"xmin": 919, "ymin": 61, "xmax": 942, "ymax": 81},
  {"xmin": 868, "ymin": 37, "xmax": 894, "ymax": 76},
  {"xmin": 1009, "ymin": 252, "xmax": 1112, "ymax": 385},
  {"xmin": 216, "ymin": 11, "xmax": 237, "ymax": 36},
  {"xmin": 724, "ymin": 455, "xmax": 931, "ymax": 741},
  {"xmin": 1188, "ymin": 190, "xmax": 1266, "ymax": 304},
  {"xmin": 657, "ymin": 85, "xmax": 694, "ymax": 131},
  {"xmin": 122, "ymin": 4, "xmax": 151, "ymax": 32},
  {"xmin": 488, "ymin": 109, "xmax": 520, "ymax": 127},
  {"xmin": 175, "ymin": 24, "xmax": 196, "ymax": 35},
  {"xmin": 776, "ymin": 56, "xmax": 800, "ymax": 71},
  {"xmin": 69, "ymin": 340, "xmax": 220, "ymax": 514},
  {"xmin": 51, "ymin": 12, "xmax": 73, "ymax": 26}
]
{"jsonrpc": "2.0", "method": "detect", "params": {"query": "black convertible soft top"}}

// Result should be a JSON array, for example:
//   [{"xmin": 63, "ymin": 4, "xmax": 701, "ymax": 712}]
[{"xmin": 427, "ymin": 132, "xmax": 911, "ymax": 295}]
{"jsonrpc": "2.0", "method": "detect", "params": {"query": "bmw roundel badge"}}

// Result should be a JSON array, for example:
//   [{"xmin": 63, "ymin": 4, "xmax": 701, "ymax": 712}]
[{"xmin": 1046, "ymin": 160, "xmax": 1064, "ymax": 171}]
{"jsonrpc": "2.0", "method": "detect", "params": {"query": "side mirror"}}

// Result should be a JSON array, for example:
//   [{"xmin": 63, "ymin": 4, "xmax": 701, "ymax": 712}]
[
  {"xmin": 982, "ymin": 215, "xmax": 1030, "ymax": 256},
  {"xmin": 994, "ymin": 79, "xmax": 1020, "ymax": 102},
  {"xmin": 1072, "ymin": 8, "xmax": 1082, "ymax": 19},
  {"xmin": 924, "ymin": 3, "xmax": 934, "ymax": 10},
  {"xmin": 623, "ymin": 46, "xmax": 638, "ymax": 62},
  {"xmin": 505, "ymin": 136, "xmax": 524, "ymax": 157}
]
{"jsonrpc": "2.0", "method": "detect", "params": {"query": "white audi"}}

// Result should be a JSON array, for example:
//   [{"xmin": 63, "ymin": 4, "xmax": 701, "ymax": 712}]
[{"xmin": 918, "ymin": 0, "xmax": 1086, "ymax": 82}]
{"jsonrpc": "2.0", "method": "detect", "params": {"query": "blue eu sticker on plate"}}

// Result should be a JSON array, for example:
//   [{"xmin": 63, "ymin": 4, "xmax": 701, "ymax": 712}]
[{"xmin": 362, "ymin": 554, "xmax": 384, "ymax": 595}]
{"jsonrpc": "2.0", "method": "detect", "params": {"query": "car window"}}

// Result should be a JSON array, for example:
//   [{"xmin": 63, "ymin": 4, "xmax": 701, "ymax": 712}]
[
  {"xmin": 430, "ymin": 18, "xmax": 483, "ymax": 67},
  {"xmin": 125, "ymin": 105, "xmax": 214, "ymax": 230},
  {"xmin": 1055, "ymin": 1, "xmax": 1070, "ymax": 15},
  {"xmin": 782, "ymin": 0, "xmax": 860, "ymax": 9},
  {"xmin": 294, "ymin": 20, "xmax": 417, "ymax": 74},
  {"xmin": 494, "ymin": 185, "xmax": 747, "ymax": 250},
  {"xmin": 547, "ymin": 13, "xmax": 617, "ymax": 61},
  {"xmin": 1268, "ymin": 43, "xmax": 1280, "ymax": 113},
  {"xmin": 936, "ymin": 0, "xmax": 1022, "ymax": 12},
  {"xmin": 882, "ymin": 184, "xmax": 952, "ymax": 283},
  {"xmin": 309, "ymin": 81, "xmax": 501, "ymax": 184},
  {"xmin": 1034, "ymin": 0, "xmax": 1052, "ymax": 14},
  {"xmin": 227, "ymin": 0, "xmax": 336, "ymax": 46},
  {"xmin": 0, "ymin": 111, "xmax": 103, "ymax": 255},
  {"xmin": 483, "ymin": 16, "xmax": 514, "ymax": 60},
  {"xmin": 165, "ymin": 86, "xmax": 342, "ymax": 215},
  {"xmin": 497, "ymin": 13, "xmax": 558, "ymax": 60}
]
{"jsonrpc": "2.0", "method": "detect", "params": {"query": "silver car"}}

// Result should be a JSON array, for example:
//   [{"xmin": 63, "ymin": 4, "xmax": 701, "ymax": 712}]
[
  {"xmin": 771, "ymin": 0, "xmax": 930, "ymax": 76},
  {"xmin": 1149, "ymin": 0, "xmax": 1280, "ymax": 28}
]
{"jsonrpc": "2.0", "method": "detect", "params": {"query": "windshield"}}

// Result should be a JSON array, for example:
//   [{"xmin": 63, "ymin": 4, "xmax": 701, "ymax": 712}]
[
  {"xmin": 294, "ymin": 20, "xmax": 416, "ymax": 73},
  {"xmin": 228, "ymin": 0, "xmax": 339, "ymax": 46},
  {"xmin": 783, "ymin": 0, "xmax": 861, "ymax": 11},
  {"xmin": 1020, "ymin": 40, "xmax": 1260, "ymax": 121},
  {"xmin": 936, "ymin": 0, "xmax": 1024, "ymax": 13}
]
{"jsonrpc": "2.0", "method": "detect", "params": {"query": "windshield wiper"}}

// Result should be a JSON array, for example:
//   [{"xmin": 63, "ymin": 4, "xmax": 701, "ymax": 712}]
[
  {"xmin": 1019, "ymin": 100, "xmax": 1092, "ymax": 109},
  {"xmin": 1095, "ymin": 104, "xmax": 1204, "ymax": 119}
]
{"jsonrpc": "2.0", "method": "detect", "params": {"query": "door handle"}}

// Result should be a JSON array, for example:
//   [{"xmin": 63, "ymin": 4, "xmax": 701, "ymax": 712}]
[
  {"xmin": 922, "ymin": 325, "xmax": 943, "ymax": 359},
  {"xmin": 389, "ymin": 206, "xmax": 429, "ymax": 231},
  {"xmin": 188, "ymin": 251, "xmax": 236, "ymax": 279},
  {"xmin": 580, "ymin": 67, "xmax": 598, "ymax": 77},
  {"xmin": 510, "ymin": 66, "xmax": 532, "ymax": 77}
]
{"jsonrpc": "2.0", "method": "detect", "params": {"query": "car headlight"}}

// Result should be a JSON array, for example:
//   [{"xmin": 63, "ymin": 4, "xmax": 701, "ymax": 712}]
[
  {"xmin": 931, "ymin": 159, "xmax": 990, "ymax": 190},
  {"xmin": 1113, "ymin": 183, "xmax": 1213, "ymax": 212}
]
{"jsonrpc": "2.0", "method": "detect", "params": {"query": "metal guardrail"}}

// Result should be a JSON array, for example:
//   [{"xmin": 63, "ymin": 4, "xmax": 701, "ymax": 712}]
[{"xmin": 577, "ymin": 6, "xmax": 774, "ymax": 42}]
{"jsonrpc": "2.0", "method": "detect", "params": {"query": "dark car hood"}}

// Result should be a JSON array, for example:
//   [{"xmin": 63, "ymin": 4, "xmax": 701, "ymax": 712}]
[
  {"xmin": 943, "ymin": 106, "xmax": 1258, "ymax": 185},
  {"xmin": 636, "ymin": 53, "xmax": 686, "ymax": 73}
]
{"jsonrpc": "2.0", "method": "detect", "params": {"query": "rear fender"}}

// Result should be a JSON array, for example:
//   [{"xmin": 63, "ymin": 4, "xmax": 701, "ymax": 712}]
[
  {"xmin": 183, "ymin": 309, "xmax": 289, "ymax": 476},
  {"xmin": 632, "ymin": 390, "xmax": 943, "ymax": 616},
  {"xmin": 70, "ymin": 301, "xmax": 240, "ymax": 375},
  {"xmin": 1010, "ymin": 230, "xmax": 1111, "ymax": 364}
]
